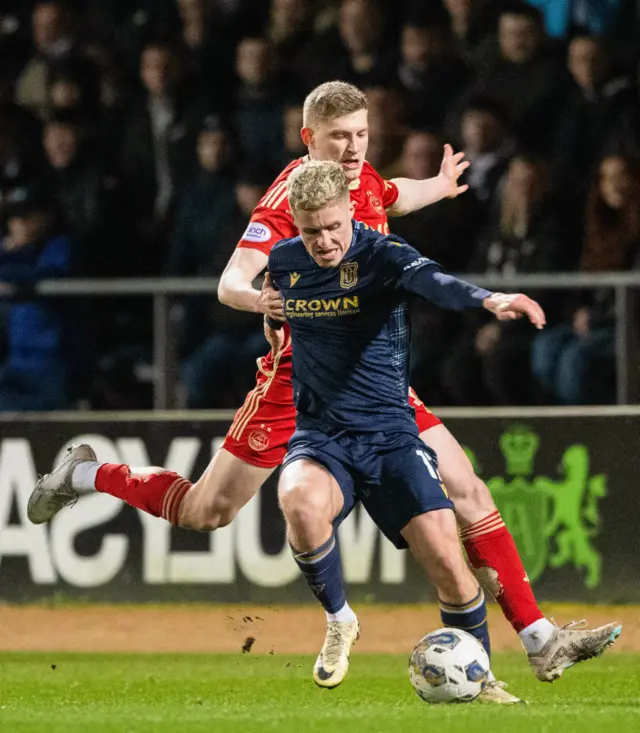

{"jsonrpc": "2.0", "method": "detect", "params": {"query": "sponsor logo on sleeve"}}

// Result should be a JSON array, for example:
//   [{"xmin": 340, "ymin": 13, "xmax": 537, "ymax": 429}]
[
  {"xmin": 402, "ymin": 257, "xmax": 430, "ymax": 271},
  {"xmin": 242, "ymin": 223, "xmax": 272, "ymax": 243}
]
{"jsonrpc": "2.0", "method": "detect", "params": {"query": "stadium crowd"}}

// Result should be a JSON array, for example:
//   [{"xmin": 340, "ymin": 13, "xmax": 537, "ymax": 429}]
[{"xmin": 0, "ymin": 0, "xmax": 638, "ymax": 411}]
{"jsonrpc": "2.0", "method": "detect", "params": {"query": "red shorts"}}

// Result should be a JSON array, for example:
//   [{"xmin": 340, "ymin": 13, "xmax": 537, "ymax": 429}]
[{"xmin": 222, "ymin": 339, "xmax": 442, "ymax": 469}]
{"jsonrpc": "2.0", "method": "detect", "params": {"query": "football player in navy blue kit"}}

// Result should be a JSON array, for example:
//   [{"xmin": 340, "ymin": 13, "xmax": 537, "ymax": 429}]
[{"xmin": 268, "ymin": 159, "xmax": 621, "ymax": 693}]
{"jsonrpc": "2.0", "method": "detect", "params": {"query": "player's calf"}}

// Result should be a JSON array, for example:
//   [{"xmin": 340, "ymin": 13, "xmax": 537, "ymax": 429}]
[
  {"xmin": 27, "ymin": 444, "xmax": 267, "ymax": 532},
  {"xmin": 279, "ymin": 460, "xmax": 351, "ymax": 618},
  {"xmin": 402, "ymin": 509, "xmax": 526, "ymax": 704},
  {"xmin": 402, "ymin": 510, "xmax": 491, "ymax": 657},
  {"xmin": 279, "ymin": 458, "xmax": 357, "ymax": 688},
  {"xmin": 422, "ymin": 426, "xmax": 555, "ymax": 651},
  {"xmin": 179, "ymin": 452, "xmax": 273, "ymax": 531}
]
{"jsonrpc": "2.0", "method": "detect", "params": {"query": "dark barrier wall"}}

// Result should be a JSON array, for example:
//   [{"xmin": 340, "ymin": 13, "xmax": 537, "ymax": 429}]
[{"xmin": 0, "ymin": 414, "xmax": 637, "ymax": 603}]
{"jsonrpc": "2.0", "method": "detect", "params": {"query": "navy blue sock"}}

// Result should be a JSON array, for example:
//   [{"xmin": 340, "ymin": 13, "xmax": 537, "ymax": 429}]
[
  {"xmin": 440, "ymin": 588, "xmax": 491, "ymax": 659},
  {"xmin": 291, "ymin": 534, "xmax": 346, "ymax": 614}
]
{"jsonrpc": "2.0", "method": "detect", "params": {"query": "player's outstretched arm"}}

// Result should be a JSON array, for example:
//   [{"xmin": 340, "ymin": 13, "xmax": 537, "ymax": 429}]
[
  {"xmin": 387, "ymin": 144, "xmax": 469, "ymax": 216},
  {"xmin": 218, "ymin": 248, "xmax": 284, "ymax": 319},
  {"xmin": 392, "ymin": 245, "xmax": 546, "ymax": 329}
]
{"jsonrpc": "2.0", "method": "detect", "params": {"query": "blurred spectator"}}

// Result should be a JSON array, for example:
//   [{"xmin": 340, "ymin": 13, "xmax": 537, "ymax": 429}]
[
  {"xmin": 15, "ymin": 1, "xmax": 100, "ymax": 119},
  {"xmin": 234, "ymin": 37, "xmax": 285, "ymax": 170},
  {"xmin": 178, "ymin": 0, "xmax": 211, "ymax": 58},
  {"xmin": 525, "ymin": 0, "xmax": 622, "ymax": 39},
  {"xmin": 471, "ymin": 155, "xmax": 576, "ymax": 275},
  {"xmin": 396, "ymin": 16, "xmax": 471, "ymax": 129},
  {"xmin": 442, "ymin": 154, "xmax": 573, "ymax": 405},
  {"xmin": 463, "ymin": 2, "xmax": 570, "ymax": 153},
  {"xmin": 176, "ymin": 0, "xmax": 236, "ymax": 103},
  {"xmin": 117, "ymin": 38, "xmax": 209, "ymax": 272},
  {"xmin": 442, "ymin": 0, "xmax": 509, "ymax": 64},
  {"xmin": 364, "ymin": 85, "xmax": 407, "ymax": 178},
  {"xmin": 297, "ymin": 0, "xmax": 395, "ymax": 92},
  {"xmin": 42, "ymin": 110, "xmax": 127, "ymax": 275},
  {"xmin": 165, "ymin": 114, "xmax": 236, "ymax": 359},
  {"xmin": 266, "ymin": 0, "xmax": 314, "ymax": 80},
  {"xmin": 553, "ymin": 34, "xmax": 634, "ymax": 205},
  {"xmin": 458, "ymin": 95, "xmax": 515, "ymax": 207},
  {"xmin": 0, "ymin": 102, "xmax": 42, "ymax": 208},
  {"xmin": 165, "ymin": 115, "xmax": 236, "ymax": 279},
  {"xmin": 0, "ymin": 187, "xmax": 77, "ymax": 410},
  {"xmin": 392, "ymin": 130, "xmax": 481, "ymax": 270},
  {"xmin": 531, "ymin": 154, "xmax": 640, "ymax": 404},
  {"xmin": 392, "ymin": 129, "xmax": 483, "ymax": 405},
  {"xmin": 277, "ymin": 102, "xmax": 305, "ymax": 168},
  {"xmin": 0, "ymin": 6, "xmax": 31, "ymax": 89},
  {"xmin": 101, "ymin": 0, "xmax": 181, "ymax": 81},
  {"xmin": 179, "ymin": 162, "xmax": 273, "ymax": 408},
  {"xmin": 215, "ymin": 162, "xmax": 277, "ymax": 266},
  {"xmin": 42, "ymin": 57, "xmax": 108, "ymax": 147}
]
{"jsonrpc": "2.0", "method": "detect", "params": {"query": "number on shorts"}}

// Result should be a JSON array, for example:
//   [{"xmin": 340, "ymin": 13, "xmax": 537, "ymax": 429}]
[{"xmin": 416, "ymin": 449, "xmax": 440, "ymax": 481}]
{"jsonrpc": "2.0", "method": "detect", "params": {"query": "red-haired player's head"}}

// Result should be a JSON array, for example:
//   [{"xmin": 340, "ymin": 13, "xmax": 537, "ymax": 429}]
[{"xmin": 301, "ymin": 81, "xmax": 369, "ymax": 183}]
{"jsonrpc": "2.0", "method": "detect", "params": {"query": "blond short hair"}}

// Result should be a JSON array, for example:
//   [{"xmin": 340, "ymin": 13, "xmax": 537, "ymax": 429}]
[
  {"xmin": 302, "ymin": 80, "xmax": 368, "ymax": 127},
  {"xmin": 287, "ymin": 160, "xmax": 349, "ymax": 212}
]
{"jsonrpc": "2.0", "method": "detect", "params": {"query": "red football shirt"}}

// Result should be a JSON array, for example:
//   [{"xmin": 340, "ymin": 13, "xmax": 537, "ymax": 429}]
[{"xmin": 236, "ymin": 158, "xmax": 399, "ymax": 254}]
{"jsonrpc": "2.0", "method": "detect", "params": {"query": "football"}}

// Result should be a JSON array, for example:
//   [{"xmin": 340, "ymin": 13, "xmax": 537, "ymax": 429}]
[{"xmin": 408, "ymin": 628, "xmax": 490, "ymax": 704}]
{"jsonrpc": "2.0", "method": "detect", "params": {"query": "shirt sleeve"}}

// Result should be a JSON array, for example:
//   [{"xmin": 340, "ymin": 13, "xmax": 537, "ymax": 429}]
[
  {"xmin": 378, "ymin": 238, "xmax": 492, "ymax": 310},
  {"xmin": 236, "ymin": 207, "xmax": 297, "ymax": 255},
  {"xmin": 381, "ymin": 178, "xmax": 399, "ymax": 209},
  {"xmin": 364, "ymin": 161, "xmax": 399, "ymax": 209}
]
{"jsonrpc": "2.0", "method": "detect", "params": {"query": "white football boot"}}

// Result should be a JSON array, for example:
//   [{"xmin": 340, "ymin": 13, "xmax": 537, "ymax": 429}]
[
  {"xmin": 27, "ymin": 444, "xmax": 96, "ymax": 524},
  {"xmin": 477, "ymin": 679, "xmax": 527, "ymax": 704},
  {"xmin": 528, "ymin": 620, "xmax": 622, "ymax": 682},
  {"xmin": 313, "ymin": 618, "xmax": 360, "ymax": 688}
]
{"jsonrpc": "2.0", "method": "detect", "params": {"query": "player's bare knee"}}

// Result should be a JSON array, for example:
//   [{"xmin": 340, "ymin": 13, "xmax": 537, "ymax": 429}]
[
  {"xmin": 176, "ymin": 482, "xmax": 224, "ymax": 532},
  {"xmin": 278, "ymin": 483, "xmax": 331, "ymax": 534},
  {"xmin": 209, "ymin": 496, "xmax": 239, "ymax": 529}
]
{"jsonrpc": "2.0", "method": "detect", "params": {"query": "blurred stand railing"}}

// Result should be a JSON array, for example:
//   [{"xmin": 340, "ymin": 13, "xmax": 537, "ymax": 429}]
[{"xmin": 0, "ymin": 272, "xmax": 637, "ymax": 408}]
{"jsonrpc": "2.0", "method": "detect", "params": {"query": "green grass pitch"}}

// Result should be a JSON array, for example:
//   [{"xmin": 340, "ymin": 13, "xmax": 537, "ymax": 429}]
[{"xmin": 1, "ymin": 652, "xmax": 638, "ymax": 733}]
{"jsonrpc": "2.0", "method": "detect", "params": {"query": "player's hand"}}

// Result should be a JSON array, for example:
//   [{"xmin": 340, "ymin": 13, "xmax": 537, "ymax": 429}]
[
  {"xmin": 483, "ymin": 293, "xmax": 546, "ymax": 329},
  {"xmin": 264, "ymin": 316, "xmax": 285, "ymax": 353},
  {"xmin": 256, "ymin": 272, "xmax": 284, "ymax": 320},
  {"xmin": 438, "ymin": 143, "xmax": 470, "ymax": 199}
]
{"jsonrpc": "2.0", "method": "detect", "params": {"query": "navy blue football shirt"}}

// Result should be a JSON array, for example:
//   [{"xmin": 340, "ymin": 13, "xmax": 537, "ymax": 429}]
[{"xmin": 268, "ymin": 221, "xmax": 492, "ymax": 434}]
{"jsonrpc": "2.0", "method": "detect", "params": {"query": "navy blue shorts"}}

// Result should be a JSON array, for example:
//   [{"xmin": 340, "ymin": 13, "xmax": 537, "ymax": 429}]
[{"xmin": 283, "ymin": 429, "xmax": 454, "ymax": 549}]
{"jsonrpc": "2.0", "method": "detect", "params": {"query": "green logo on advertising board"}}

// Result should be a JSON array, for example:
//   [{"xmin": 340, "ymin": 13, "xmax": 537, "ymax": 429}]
[{"xmin": 465, "ymin": 426, "xmax": 606, "ymax": 589}]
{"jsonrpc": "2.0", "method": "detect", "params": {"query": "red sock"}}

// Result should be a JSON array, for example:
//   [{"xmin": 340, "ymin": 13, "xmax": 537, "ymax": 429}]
[
  {"xmin": 95, "ymin": 464, "xmax": 192, "ymax": 525},
  {"xmin": 461, "ymin": 510, "xmax": 544, "ymax": 632}
]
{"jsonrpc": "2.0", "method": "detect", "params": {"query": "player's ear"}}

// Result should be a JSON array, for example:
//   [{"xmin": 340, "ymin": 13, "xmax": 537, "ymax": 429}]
[{"xmin": 301, "ymin": 127, "xmax": 314, "ymax": 148}]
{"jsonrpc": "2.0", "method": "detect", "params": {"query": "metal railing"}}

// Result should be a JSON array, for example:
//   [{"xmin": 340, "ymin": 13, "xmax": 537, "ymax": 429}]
[{"xmin": 1, "ymin": 272, "xmax": 638, "ymax": 408}]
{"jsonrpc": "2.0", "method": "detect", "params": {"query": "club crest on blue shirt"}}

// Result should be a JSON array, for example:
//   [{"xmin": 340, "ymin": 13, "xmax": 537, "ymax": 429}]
[{"xmin": 340, "ymin": 261, "xmax": 358, "ymax": 289}]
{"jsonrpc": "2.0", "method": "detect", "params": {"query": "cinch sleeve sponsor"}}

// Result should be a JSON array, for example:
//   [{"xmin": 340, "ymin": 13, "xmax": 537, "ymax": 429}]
[{"xmin": 236, "ymin": 209, "xmax": 297, "ymax": 255}]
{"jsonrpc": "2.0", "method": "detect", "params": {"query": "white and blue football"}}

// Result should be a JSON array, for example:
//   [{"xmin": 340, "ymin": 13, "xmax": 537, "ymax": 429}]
[{"xmin": 408, "ymin": 628, "xmax": 490, "ymax": 704}]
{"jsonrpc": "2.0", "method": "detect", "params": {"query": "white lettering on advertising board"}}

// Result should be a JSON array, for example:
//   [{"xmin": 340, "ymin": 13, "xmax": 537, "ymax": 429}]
[{"xmin": 0, "ymin": 436, "xmax": 405, "ymax": 588}]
